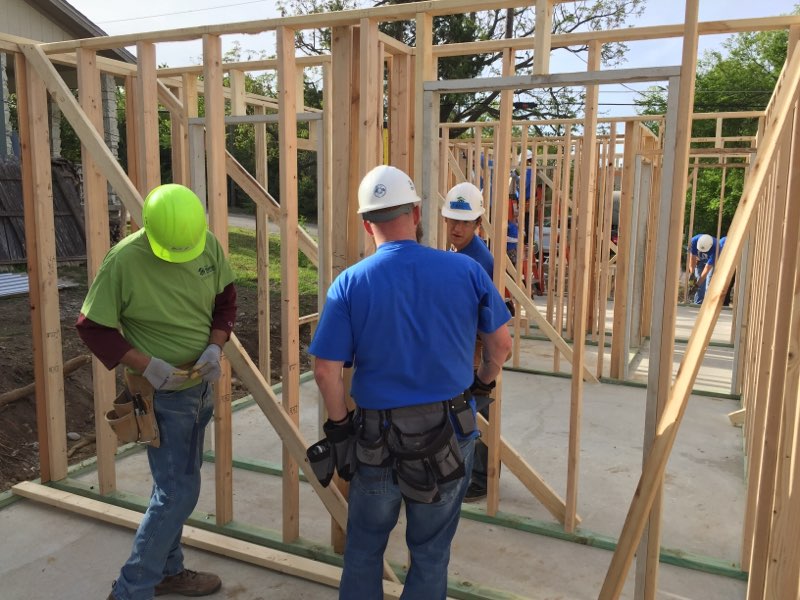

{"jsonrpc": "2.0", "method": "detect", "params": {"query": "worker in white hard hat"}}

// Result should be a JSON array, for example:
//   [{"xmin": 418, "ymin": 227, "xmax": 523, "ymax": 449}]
[
  {"xmin": 310, "ymin": 165, "xmax": 512, "ymax": 600},
  {"xmin": 442, "ymin": 181, "xmax": 515, "ymax": 502},
  {"xmin": 442, "ymin": 182, "xmax": 493, "ymax": 275},
  {"xmin": 688, "ymin": 233, "xmax": 720, "ymax": 304}
]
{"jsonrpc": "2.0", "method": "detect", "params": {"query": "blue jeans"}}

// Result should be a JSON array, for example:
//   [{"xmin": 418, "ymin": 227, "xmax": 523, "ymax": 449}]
[
  {"xmin": 694, "ymin": 262, "xmax": 712, "ymax": 304},
  {"xmin": 112, "ymin": 382, "xmax": 213, "ymax": 600},
  {"xmin": 339, "ymin": 438, "xmax": 475, "ymax": 600}
]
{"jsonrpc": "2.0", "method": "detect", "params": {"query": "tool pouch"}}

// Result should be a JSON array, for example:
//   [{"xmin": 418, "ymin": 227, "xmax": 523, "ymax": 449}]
[
  {"xmin": 396, "ymin": 458, "xmax": 440, "ymax": 504},
  {"xmin": 104, "ymin": 390, "xmax": 139, "ymax": 444},
  {"xmin": 387, "ymin": 403, "xmax": 465, "ymax": 504},
  {"xmin": 306, "ymin": 439, "xmax": 335, "ymax": 487},
  {"xmin": 102, "ymin": 372, "xmax": 161, "ymax": 447},
  {"xmin": 448, "ymin": 394, "xmax": 476, "ymax": 439},
  {"xmin": 125, "ymin": 372, "xmax": 160, "ymax": 447},
  {"xmin": 355, "ymin": 409, "xmax": 391, "ymax": 467}
]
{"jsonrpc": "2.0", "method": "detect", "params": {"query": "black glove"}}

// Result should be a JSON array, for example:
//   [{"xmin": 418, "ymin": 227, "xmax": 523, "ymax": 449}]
[
  {"xmin": 469, "ymin": 372, "xmax": 496, "ymax": 412},
  {"xmin": 505, "ymin": 299, "xmax": 516, "ymax": 317},
  {"xmin": 323, "ymin": 411, "xmax": 357, "ymax": 481}
]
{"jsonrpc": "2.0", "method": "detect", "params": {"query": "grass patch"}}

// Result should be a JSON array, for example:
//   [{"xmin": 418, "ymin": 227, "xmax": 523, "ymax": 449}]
[{"xmin": 228, "ymin": 227, "xmax": 318, "ymax": 295}]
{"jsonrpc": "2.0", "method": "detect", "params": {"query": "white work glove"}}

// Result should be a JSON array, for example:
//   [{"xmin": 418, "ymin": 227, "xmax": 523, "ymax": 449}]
[
  {"xmin": 191, "ymin": 344, "xmax": 222, "ymax": 382},
  {"xmin": 143, "ymin": 357, "xmax": 190, "ymax": 390}
]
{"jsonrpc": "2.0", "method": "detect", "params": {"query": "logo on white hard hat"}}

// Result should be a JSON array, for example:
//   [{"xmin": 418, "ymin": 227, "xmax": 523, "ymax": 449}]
[
  {"xmin": 374, "ymin": 184, "xmax": 387, "ymax": 198},
  {"xmin": 449, "ymin": 196, "xmax": 471, "ymax": 211}
]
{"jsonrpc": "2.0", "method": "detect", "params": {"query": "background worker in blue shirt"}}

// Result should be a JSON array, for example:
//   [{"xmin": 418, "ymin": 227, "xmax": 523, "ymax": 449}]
[
  {"xmin": 441, "ymin": 182, "xmax": 504, "ymax": 502},
  {"xmin": 442, "ymin": 182, "xmax": 493, "ymax": 274},
  {"xmin": 311, "ymin": 166, "xmax": 512, "ymax": 600},
  {"xmin": 688, "ymin": 233, "xmax": 720, "ymax": 304}
]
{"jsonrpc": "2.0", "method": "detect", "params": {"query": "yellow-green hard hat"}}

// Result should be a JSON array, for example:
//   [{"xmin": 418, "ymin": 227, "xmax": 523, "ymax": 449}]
[{"xmin": 143, "ymin": 184, "xmax": 207, "ymax": 263}]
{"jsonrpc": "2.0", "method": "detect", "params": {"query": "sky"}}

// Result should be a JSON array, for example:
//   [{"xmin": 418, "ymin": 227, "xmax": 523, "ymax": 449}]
[{"xmin": 65, "ymin": 0, "xmax": 800, "ymax": 117}]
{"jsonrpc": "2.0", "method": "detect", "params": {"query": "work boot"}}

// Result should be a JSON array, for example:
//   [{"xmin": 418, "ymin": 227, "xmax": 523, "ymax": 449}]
[
  {"xmin": 155, "ymin": 569, "xmax": 222, "ymax": 596},
  {"xmin": 463, "ymin": 482, "xmax": 487, "ymax": 503}
]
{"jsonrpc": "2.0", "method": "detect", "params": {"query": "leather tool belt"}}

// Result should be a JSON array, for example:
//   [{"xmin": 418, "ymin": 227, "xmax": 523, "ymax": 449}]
[{"xmin": 104, "ymin": 372, "xmax": 160, "ymax": 447}]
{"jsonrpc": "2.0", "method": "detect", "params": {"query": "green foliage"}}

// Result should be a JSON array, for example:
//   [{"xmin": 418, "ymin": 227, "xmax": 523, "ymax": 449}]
[
  {"xmin": 689, "ymin": 166, "xmax": 744, "ymax": 239},
  {"xmin": 278, "ymin": 0, "xmax": 645, "ymax": 134},
  {"xmin": 228, "ymin": 227, "xmax": 318, "ymax": 295},
  {"xmin": 635, "ymin": 8, "xmax": 797, "ymax": 243}
]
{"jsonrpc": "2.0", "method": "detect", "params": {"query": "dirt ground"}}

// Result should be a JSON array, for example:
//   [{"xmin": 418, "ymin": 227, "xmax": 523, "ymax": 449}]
[{"xmin": 0, "ymin": 266, "xmax": 317, "ymax": 492}]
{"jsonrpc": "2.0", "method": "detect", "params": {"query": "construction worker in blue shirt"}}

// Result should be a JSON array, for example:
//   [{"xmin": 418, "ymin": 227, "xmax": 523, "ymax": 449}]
[
  {"xmin": 310, "ymin": 166, "xmax": 512, "ymax": 600},
  {"xmin": 441, "ymin": 181, "xmax": 501, "ymax": 502},
  {"xmin": 688, "ymin": 233, "xmax": 720, "ymax": 304}
]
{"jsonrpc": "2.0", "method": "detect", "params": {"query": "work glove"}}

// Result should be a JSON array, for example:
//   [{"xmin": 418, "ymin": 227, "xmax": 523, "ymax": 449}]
[
  {"xmin": 143, "ymin": 357, "xmax": 190, "ymax": 390},
  {"xmin": 469, "ymin": 372, "xmax": 496, "ymax": 413},
  {"xmin": 505, "ymin": 298, "xmax": 516, "ymax": 318},
  {"xmin": 191, "ymin": 344, "xmax": 223, "ymax": 382},
  {"xmin": 323, "ymin": 411, "xmax": 357, "ymax": 481},
  {"xmin": 306, "ymin": 439, "xmax": 335, "ymax": 487}
]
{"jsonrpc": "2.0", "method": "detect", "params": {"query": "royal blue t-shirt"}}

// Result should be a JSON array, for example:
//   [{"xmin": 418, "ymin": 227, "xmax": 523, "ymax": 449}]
[
  {"xmin": 459, "ymin": 235, "xmax": 494, "ymax": 277},
  {"xmin": 507, "ymin": 222, "xmax": 519, "ymax": 252},
  {"xmin": 309, "ymin": 240, "xmax": 510, "ymax": 410},
  {"xmin": 690, "ymin": 234, "xmax": 720, "ymax": 265}
]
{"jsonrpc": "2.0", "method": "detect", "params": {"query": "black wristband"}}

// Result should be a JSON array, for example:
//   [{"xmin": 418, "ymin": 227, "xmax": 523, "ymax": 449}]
[{"xmin": 471, "ymin": 372, "xmax": 496, "ymax": 393}]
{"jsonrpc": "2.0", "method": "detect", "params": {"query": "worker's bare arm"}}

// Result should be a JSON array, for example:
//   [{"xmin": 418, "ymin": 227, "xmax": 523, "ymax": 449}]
[
  {"xmin": 478, "ymin": 324, "xmax": 513, "ymax": 384},
  {"xmin": 314, "ymin": 358, "xmax": 349, "ymax": 422}
]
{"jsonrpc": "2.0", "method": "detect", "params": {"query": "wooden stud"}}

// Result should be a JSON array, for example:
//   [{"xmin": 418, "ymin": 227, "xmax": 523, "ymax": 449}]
[
  {"xmin": 14, "ymin": 53, "xmax": 50, "ymax": 483},
  {"xmin": 255, "ymin": 107, "xmax": 272, "ymax": 383},
  {"xmin": 135, "ymin": 43, "xmax": 161, "ymax": 193},
  {"xmin": 485, "ymin": 46, "xmax": 514, "ymax": 517},
  {"xmin": 533, "ymin": 0, "xmax": 554, "ymax": 75},
  {"xmin": 389, "ymin": 53, "xmax": 411, "ymax": 172},
  {"xmin": 610, "ymin": 122, "xmax": 639, "ymax": 379},
  {"xmin": 564, "ymin": 40, "xmax": 600, "ymax": 533},
  {"xmin": 275, "ymin": 26, "xmax": 302, "ymax": 543},
  {"xmin": 16, "ymin": 51, "xmax": 68, "ymax": 482},
  {"xmin": 77, "ymin": 47, "xmax": 117, "ymax": 494},
  {"xmin": 169, "ymin": 84, "xmax": 188, "ymax": 185},
  {"xmin": 415, "ymin": 12, "xmax": 436, "ymax": 244},
  {"xmin": 359, "ymin": 18, "xmax": 382, "ymax": 177},
  {"xmin": 596, "ymin": 125, "xmax": 617, "ymax": 379},
  {"xmin": 555, "ymin": 132, "xmax": 572, "ymax": 372},
  {"xmin": 203, "ymin": 33, "xmax": 234, "ymax": 526}
]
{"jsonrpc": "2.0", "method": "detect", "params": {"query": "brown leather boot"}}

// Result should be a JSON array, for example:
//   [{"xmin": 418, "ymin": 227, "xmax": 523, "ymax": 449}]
[{"xmin": 154, "ymin": 569, "xmax": 221, "ymax": 596}]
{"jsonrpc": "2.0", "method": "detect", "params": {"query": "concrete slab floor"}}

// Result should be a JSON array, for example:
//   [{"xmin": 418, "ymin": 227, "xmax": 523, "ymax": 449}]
[
  {"xmin": 0, "ymin": 367, "xmax": 747, "ymax": 599},
  {"xmin": 515, "ymin": 303, "xmax": 736, "ymax": 395}
]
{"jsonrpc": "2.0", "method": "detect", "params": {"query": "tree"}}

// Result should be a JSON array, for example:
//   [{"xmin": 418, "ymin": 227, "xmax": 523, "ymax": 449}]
[
  {"xmin": 277, "ymin": 0, "xmax": 646, "ymax": 134},
  {"xmin": 636, "ymin": 15, "xmax": 794, "ymax": 239}
]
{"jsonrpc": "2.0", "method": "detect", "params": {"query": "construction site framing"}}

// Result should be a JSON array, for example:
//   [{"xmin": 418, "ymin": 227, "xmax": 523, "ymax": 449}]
[{"xmin": 3, "ymin": 0, "xmax": 800, "ymax": 598}]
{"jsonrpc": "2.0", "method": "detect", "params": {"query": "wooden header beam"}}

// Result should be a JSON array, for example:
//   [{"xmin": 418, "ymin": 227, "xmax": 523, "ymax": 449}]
[
  {"xmin": 37, "ymin": 0, "xmax": 577, "ymax": 54},
  {"xmin": 433, "ymin": 16, "xmax": 800, "ymax": 58},
  {"xmin": 424, "ymin": 66, "xmax": 681, "ymax": 94},
  {"xmin": 156, "ymin": 55, "xmax": 330, "ymax": 77}
]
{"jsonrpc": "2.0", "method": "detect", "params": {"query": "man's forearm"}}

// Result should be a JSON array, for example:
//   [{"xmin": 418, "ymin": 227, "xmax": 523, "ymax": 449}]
[
  {"xmin": 478, "ymin": 324, "xmax": 513, "ymax": 384},
  {"xmin": 314, "ymin": 359, "xmax": 349, "ymax": 422},
  {"xmin": 119, "ymin": 347, "xmax": 151, "ymax": 374}
]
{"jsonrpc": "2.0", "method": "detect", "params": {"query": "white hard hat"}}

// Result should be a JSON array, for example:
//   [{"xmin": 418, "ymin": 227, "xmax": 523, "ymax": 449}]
[
  {"xmin": 357, "ymin": 165, "xmax": 420, "ymax": 222},
  {"xmin": 442, "ymin": 182, "xmax": 485, "ymax": 221},
  {"xmin": 697, "ymin": 234, "xmax": 713, "ymax": 253}
]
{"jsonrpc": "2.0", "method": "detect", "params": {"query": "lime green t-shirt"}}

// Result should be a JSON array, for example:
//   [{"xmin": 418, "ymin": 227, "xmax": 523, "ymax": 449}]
[{"xmin": 81, "ymin": 229, "xmax": 235, "ymax": 366}]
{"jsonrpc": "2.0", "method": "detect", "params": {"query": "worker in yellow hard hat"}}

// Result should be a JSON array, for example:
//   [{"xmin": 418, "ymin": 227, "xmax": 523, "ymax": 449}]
[{"xmin": 77, "ymin": 183, "xmax": 237, "ymax": 600}]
